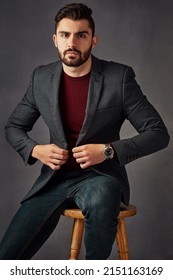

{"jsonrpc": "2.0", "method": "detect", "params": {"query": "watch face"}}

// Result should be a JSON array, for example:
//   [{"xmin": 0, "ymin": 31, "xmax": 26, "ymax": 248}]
[
  {"xmin": 105, "ymin": 148, "xmax": 112, "ymax": 157},
  {"xmin": 104, "ymin": 145, "xmax": 114, "ymax": 159}
]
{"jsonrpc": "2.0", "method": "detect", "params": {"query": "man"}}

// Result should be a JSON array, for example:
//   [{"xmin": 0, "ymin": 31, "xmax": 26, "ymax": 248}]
[{"xmin": 0, "ymin": 3, "xmax": 169, "ymax": 260}]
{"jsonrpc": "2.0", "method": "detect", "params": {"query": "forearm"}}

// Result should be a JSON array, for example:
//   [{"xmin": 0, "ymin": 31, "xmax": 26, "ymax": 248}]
[
  {"xmin": 113, "ymin": 129, "xmax": 170, "ymax": 166},
  {"xmin": 5, "ymin": 125, "xmax": 39, "ymax": 166},
  {"xmin": 119, "ymin": 67, "xmax": 170, "ymax": 166}
]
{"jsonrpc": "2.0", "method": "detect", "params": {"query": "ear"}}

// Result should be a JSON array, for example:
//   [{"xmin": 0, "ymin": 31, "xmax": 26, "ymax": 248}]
[
  {"xmin": 92, "ymin": 35, "xmax": 99, "ymax": 49},
  {"xmin": 53, "ymin": 34, "xmax": 57, "ymax": 47}
]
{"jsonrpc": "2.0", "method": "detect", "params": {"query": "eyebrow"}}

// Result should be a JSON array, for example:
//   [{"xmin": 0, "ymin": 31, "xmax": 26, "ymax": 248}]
[{"xmin": 58, "ymin": 31, "xmax": 90, "ymax": 35}]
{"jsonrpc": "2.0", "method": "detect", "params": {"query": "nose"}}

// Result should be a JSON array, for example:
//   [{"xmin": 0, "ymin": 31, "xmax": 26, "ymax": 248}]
[{"xmin": 68, "ymin": 34, "xmax": 77, "ymax": 49}]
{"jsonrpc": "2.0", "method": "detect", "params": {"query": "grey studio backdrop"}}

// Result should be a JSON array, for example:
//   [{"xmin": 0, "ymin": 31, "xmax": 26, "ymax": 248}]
[{"xmin": 0, "ymin": 0, "xmax": 173, "ymax": 260}]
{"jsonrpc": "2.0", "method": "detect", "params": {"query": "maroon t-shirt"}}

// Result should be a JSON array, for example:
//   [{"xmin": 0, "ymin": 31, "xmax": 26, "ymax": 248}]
[{"xmin": 59, "ymin": 71, "xmax": 90, "ymax": 171}]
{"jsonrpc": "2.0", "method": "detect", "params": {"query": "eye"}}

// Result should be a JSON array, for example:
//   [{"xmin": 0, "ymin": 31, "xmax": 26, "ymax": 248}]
[
  {"xmin": 78, "ymin": 33, "xmax": 87, "ymax": 39},
  {"xmin": 60, "ymin": 32, "xmax": 69, "ymax": 38}
]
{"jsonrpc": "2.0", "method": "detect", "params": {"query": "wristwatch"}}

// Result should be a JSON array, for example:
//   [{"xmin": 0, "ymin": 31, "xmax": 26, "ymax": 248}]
[{"xmin": 104, "ymin": 144, "xmax": 114, "ymax": 159}]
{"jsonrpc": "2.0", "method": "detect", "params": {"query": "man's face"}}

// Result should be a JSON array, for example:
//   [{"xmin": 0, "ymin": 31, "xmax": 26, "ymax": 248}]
[{"xmin": 53, "ymin": 18, "xmax": 98, "ymax": 67}]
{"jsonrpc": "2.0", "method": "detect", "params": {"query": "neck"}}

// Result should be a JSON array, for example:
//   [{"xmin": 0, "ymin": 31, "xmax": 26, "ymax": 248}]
[{"xmin": 62, "ymin": 56, "xmax": 92, "ymax": 77}]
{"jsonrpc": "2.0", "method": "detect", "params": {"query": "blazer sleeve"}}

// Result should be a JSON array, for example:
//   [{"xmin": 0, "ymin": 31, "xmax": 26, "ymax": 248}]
[
  {"xmin": 5, "ymin": 69, "xmax": 40, "ymax": 166},
  {"xmin": 113, "ymin": 66, "xmax": 170, "ymax": 166}
]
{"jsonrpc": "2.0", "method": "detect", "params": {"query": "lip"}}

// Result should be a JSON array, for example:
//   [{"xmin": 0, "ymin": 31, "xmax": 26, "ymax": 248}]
[{"xmin": 66, "ymin": 51, "xmax": 79, "ymax": 55}]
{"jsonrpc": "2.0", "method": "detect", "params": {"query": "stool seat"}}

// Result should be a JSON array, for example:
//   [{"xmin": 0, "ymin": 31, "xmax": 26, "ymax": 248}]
[{"xmin": 63, "ymin": 204, "xmax": 136, "ymax": 260}]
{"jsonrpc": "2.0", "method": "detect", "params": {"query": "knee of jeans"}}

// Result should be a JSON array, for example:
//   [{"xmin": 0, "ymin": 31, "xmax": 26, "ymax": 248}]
[{"xmin": 85, "ymin": 191, "xmax": 120, "ymax": 220}]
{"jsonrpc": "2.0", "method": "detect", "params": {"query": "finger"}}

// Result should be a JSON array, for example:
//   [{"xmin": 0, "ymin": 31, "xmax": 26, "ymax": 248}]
[
  {"xmin": 80, "ymin": 162, "xmax": 90, "ymax": 169},
  {"xmin": 50, "ymin": 153, "xmax": 69, "ymax": 160},
  {"xmin": 49, "ymin": 163, "xmax": 61, "ymax": 171},
  {"xmin": 51, "ymin": 144, "xmax": 69, "ymax": 155},
  {"xmin": 76, "ymin": 157, "xmax": 88, "ymax": 164},
  {"xmin": 51, "ymin": 158, "xmax": 67, "ymax": 165},
  {"xmin": 73, "ymin": 151, "xmax": 84, "ymax": 159},
  {"xmin": 72, "ymin": 146, "xmax": 84, "ymax": 153}
]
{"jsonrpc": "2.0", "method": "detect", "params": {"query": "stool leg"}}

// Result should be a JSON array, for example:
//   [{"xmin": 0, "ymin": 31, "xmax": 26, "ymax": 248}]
[
  {"xmin": 69, "ymin": 218, "xmax": 84, "ymax": 260},
  {"xmin": 116, "ymin": 218, "xmax": 129, "ymax": 260}
]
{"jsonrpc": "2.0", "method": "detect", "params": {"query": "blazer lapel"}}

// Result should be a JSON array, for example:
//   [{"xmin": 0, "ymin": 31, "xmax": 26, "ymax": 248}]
[
  {"xmin": 49, "ymin": 57, "xmax": 104, "ymax": 148},
  {"xmin": 76, "ymin": 56, "xmax": 104, "ymax": 145},
  {"xmin": 50, "ymin": 62, "xmax": 68, "ymax": 148}
]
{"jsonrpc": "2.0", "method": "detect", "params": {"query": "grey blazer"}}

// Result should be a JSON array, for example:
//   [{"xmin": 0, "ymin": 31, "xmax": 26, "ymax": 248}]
[{"xmin": 5, "ymin": 56, "xmax": 169, "ymax": 205}]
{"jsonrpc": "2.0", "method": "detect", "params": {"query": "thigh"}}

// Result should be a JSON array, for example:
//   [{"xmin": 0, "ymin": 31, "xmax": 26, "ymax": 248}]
[{"xmin": 74, "ymin": 174, "xmax": 121, "ymax": 216}]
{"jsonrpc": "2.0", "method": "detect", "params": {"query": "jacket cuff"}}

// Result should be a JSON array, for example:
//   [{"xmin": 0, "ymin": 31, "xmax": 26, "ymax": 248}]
[{"xmin": 24, "ymin": 141, "xmax": 39, "ymax": 166}]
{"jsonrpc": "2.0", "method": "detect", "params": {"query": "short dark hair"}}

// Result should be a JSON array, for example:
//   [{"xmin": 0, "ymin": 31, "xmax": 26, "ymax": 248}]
[{"xmin": 55, "ymin": 3, "xmax": 95, "ymax": 36}]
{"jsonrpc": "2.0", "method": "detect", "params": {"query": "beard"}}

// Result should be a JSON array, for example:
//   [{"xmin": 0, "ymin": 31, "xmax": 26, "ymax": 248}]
[{"xmin": 57, "ymin": 45, "xmax": 92, "ymax": 67}]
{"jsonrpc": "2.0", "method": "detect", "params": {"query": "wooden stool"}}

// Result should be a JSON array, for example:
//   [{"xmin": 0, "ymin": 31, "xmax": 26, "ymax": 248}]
[{"xmin": 63, "ymin": 204, "xmax": 136, "ymax": 260}]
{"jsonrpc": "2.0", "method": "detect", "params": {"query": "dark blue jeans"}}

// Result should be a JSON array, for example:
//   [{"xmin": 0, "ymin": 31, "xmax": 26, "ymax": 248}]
[{"xmin": 0, "ymin": 170, "xmax": 121, "ymax": 260}]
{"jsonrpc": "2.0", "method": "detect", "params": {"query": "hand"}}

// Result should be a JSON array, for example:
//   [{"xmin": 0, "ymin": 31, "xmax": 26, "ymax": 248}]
[
  {"xmin": 32, "ymin": 144, "xmax": 69, "ymax": 170},
  {"xmin": 72, "ymin": 144, "xmax": 106, "ymax": 169}
]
